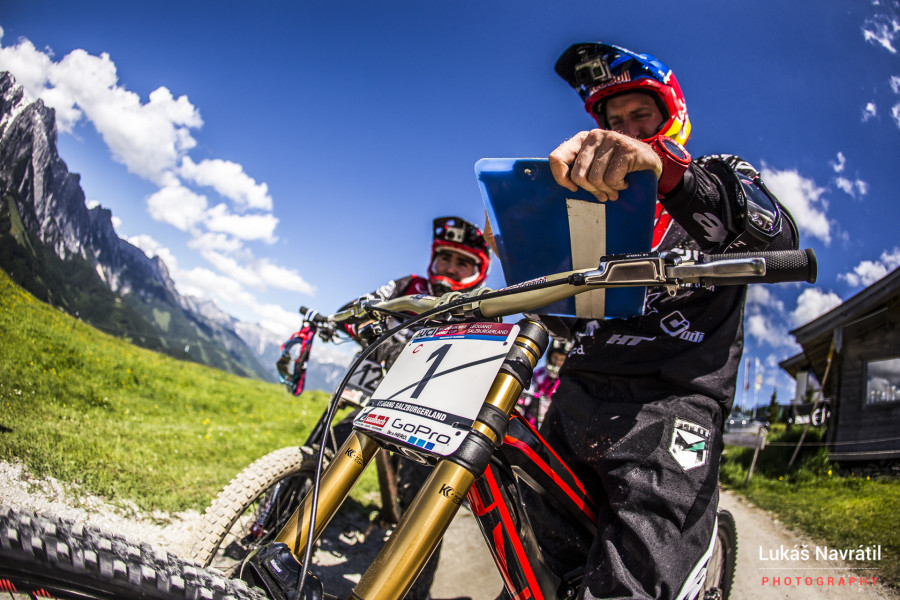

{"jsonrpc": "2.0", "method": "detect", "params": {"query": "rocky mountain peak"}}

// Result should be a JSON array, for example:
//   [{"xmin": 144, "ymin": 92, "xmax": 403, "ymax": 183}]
[{"xmin": 0, "ymin": 70, "xmax": 271, "ymax": 381}]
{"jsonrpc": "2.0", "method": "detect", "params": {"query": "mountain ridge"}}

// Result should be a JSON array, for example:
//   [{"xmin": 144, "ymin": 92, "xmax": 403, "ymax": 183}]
[
  {"xmin": 0, "ymin": 69, "xmax": 353, "ymax": 389},
  {"xmin": 0, "ymin": 70, "xmax": 270, "ymax": 380}
]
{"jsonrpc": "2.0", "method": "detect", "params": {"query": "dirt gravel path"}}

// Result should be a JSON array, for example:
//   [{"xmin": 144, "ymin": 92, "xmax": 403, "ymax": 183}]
[
  {"xmin": 1, "ymin": 461, "xmax": 895, "ymax": 599},
  {"xmin": 719, "ymin": 489, "xmax": 896, "ymax": 600}
]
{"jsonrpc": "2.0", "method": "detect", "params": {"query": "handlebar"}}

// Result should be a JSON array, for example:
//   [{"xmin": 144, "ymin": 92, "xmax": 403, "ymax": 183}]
[
  {"xmin": 310, "ymin": 248, "xmax": 816, "ymax": 327},
  {"xmin": 696, "ymin": 248, "xmax": 817, "ymax": 286},
  {"xmin": 299, "ymin": 306, "xmax": 328, "ymax": 325}
]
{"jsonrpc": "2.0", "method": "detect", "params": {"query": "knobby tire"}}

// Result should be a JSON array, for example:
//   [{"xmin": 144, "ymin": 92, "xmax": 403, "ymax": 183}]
[
  {"xmin": 189, "ymin": 445, "xmax": 321, "ymax": 576},
  {"xmin": 0, "ymin": 505, "xmax": 266, "ymax": 599},
  {"xmin": 703, "ymin": 509, "xmax": 737, "ymax": 600}
]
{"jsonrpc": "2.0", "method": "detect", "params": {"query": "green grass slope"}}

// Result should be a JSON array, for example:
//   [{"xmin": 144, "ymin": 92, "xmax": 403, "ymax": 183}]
[
  {"xmin": 1, "ymin": 193, "xmax": 269, "ymax": 381},
  {"xmin": 0, "ymin": 267, "xmax": 352, "ymax": 513},
  {"xmin": 722, "ymin": 425, "xmax": 900, "ymax": 587}
]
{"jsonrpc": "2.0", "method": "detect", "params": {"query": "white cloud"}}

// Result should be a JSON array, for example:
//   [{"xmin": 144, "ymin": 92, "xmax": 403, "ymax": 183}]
[
  {"xmin": 200, "ymin": 249, "xmax": 315, "ymax": 295},
  {"xmin": 0, "ymin": 29, "xmax": 318, "ymax": 334},
  {"xmin": 746, "ymin": 313, "xmax": 791, "ymax": 348},
  {"xmin": 828, "ymin": 153, "xmax": 868, "ymax": 198},
  {"xmin": 835, "ymin": 176, "xmax": 869, "ymax": 198},
  {"xmin": 760, "ymin": 166, "xmax": 831, "ymax": 244},
  {"xmin": 188, "ymin": 232, "xmax": 245, "ymax": 254},
  {"xmin": 0, "ymin": 41, "xmax": 204, "ymax": 184},
  {"xmin": 893, "ymin": 103, "xmax": 900, "ymax": 129},
  {"xmin": 126, "ymin": 233, "xmax": 178, "ymax": 272},
  {"xmin": 790, "ymin": 288, "xmax": 842, "ymax": 327},
  {"xmin": 863, "ymin": 12, "xmax": 900, "ymax": 53},
  {"xmin": 862, "ymin": 102, "xmax": 877, "ymax": 122},
  {"xmin": 173, "ymin": 267, "xmax": 309, "ymax": 337},
  {"xmin": 746, "ymin": 285, "xmax": 785, "ymax": 312},
  {"xmin": 891, "ymin": 75, "xmax": 900, "ymax": 94},
  {"xmin": 0, "ymin": 32, "xmax": 85, "ymax": 129},
  {"xmin": 204, "ymin": 203, "xmax": 278, "ymax": 242},
  {"xmin": 830, "ymin": 152, "xmax": 846, "ymax": 173},
  {"xmin": 181, "ymin": 157, "xmax": 273, "ymax": 211},
  {"xmin": 146, "ymin": 184, "xmax": 208, "ymax": 231},
  {"xmin": 744, "ymin": 286, "xmax": 795, "ymax": 348},
  {"xmin": 175, "ymin": 266, "xmax": 259, "ymax": 306},
  {"xmin": 256, "ymin": 302, "xmax": 309, "ymax": 339},
  {"xmin": 839, "ymin": 247, "xmax": 900, "ymax": 287}
]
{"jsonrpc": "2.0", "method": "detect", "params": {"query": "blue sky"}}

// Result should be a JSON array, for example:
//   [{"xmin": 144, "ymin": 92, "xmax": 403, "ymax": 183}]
[{"xmin": 1, "ymin": 1, "xmax": 899, "ymax": 408}]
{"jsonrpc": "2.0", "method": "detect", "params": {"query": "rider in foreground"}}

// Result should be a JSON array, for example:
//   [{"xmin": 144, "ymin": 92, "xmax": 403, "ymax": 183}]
[
  {"xmin": 529, "ymin": 42, "xmax": 799, "ymax": 600},
  {"xmin": 244, "ymin": 217, "xmax": 491, "ymax": 600}
]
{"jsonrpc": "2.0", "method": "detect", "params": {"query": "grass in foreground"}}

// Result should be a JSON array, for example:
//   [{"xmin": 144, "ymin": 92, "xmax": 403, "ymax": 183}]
[
  {"xmin": 722, "ymin": 424, "xmax": 900, "ymax": 586},
  {"xmin": 0, "ymin": 269, "xmax": 378, "ymax": 515}
]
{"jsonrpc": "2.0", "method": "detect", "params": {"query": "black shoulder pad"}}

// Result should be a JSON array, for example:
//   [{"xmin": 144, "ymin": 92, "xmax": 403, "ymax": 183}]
[{"xmin": 698, "ymin": 156, "xmax": 783, "ymax": 252}]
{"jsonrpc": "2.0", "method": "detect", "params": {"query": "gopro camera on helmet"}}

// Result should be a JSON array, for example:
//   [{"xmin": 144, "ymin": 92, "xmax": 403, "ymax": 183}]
[
  {"xmin": 429, "ymin": 216, "xmax": 491, "ymax": 292},
  {"xmin": 573, "ymin": 53, "xmax": 612, "ymax": 87},
  {"xmin": 555, "ymin": 41, "xmax": 692, "ymax": 146},
  {"xmin": 440, "ymin": 222, "xmax": 468, "ymax": 244}
]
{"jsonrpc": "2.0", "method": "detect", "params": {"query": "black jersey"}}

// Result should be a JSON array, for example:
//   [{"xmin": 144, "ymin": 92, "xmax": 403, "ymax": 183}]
[{"xmin": 545, "ymin": 155, "xmax": 799, "ymax": 414}]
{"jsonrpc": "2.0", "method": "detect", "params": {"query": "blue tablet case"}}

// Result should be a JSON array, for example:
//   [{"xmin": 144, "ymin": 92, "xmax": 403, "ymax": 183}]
[{"xmin": 476, "ymin": 158, "xmax": 657, "ymax": 319}]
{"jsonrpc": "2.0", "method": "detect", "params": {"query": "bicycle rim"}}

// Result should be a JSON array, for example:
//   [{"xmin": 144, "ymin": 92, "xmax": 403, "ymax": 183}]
[{"xmin": 703, "ymin": 509, "xmax": 737, "ymax": 600}]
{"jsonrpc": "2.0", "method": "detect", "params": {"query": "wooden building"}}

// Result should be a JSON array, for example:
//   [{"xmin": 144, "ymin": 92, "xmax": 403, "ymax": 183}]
[{"xmin": 780, "ymin": 266, "xmax": 900, "ymax": 461}]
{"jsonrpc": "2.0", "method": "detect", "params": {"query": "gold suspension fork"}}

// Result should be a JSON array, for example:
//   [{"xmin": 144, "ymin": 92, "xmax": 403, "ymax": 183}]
[
  {"xmin": 349, "ymin": 319, "xmax": 549, "ymax": 600},
  {"xmin": 275, "ymin": 430, "xmax": 381, "ymax": 554}
]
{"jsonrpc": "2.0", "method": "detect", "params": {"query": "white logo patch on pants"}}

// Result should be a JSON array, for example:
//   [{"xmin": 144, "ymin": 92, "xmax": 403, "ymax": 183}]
[{"xmin": 669, "ymin": 418, "xmax": 710, "ymax": 471}]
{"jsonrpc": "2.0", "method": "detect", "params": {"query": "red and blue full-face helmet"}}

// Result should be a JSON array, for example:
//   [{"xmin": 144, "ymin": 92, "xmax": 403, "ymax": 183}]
[
  {"xmin": 428, "ymin": 216, "xmax": 491, "ymax": 293},
  {"xmin": 554, "ymin": 42, "xmax": 691, "ymax": 145}
]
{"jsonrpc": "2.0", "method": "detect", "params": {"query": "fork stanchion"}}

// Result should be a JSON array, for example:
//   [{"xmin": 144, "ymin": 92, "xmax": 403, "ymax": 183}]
[
  {"xmin": 350, "ymin": 319, "xmax": 549, "ymax": 600},
  {"xmin": 275, "ymin": 431, "xmax": 381, "ymax": 555},
  {"xmin": 350, "ymin": 459, "xmax": 478, "ymax": 600}
]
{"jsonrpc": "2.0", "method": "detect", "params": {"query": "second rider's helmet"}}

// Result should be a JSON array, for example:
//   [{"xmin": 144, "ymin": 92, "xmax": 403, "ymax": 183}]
[
  {"xmin": 428, "ymin": 216, "xmax": 491, "ymax": 294},
  {"xmin": 554, "ymin": 42, "xmax": 691, "ymax": 145}
]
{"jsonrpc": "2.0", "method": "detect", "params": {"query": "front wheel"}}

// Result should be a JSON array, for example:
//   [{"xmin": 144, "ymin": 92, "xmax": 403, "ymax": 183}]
[
  {"xmin": 703, "ymin": 509, "xmax": 737, "ymax": 600},
  {"xmin": 0, "ymin": 505, "xmax": 266, "ymax": 599},
  {"xmin": 190, "ymin": 445, "xmax": 324, "ymax": 576}
]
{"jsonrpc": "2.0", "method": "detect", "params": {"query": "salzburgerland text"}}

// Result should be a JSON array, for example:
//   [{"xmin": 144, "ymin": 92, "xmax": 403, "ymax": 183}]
[{"xmin": 374, "ymin": 400, "xmax": 448, "ymax": 422}]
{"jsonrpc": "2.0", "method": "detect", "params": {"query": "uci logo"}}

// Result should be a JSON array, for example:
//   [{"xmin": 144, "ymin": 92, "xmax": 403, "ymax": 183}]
[{"xmin": 439, "ymin": 483, "xmax": 463, "ymax": 506}]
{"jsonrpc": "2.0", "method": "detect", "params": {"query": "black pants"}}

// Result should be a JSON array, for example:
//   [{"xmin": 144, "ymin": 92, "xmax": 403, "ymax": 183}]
[{"xmin": 533, "ymin": 373, "xmax": 722, "ymax": 600}]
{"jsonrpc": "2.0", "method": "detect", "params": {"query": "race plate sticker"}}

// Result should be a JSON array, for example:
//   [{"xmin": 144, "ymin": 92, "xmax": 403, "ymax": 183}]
[
  {"xmin": 344, "ymin": 358, "xmax": 384, "ymax": 396},
  {"xmin": 353, "ymin": 322, "xmax": 519, "ymax": 456}
]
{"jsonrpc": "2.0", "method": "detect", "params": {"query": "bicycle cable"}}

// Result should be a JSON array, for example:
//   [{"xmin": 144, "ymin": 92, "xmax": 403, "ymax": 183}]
[{"xmin": 293, "ymin": 275, "xmax": 575, "ymax": 600}]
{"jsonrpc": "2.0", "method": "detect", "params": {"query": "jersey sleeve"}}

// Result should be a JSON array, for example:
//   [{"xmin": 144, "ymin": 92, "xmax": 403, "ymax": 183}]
[{"xmin": 659, "ymin": 154, "xmax": 799, "ymax": 253}]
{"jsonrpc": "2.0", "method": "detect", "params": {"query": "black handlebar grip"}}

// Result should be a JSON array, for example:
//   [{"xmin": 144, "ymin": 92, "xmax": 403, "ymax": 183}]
[
  {"xmin": 701, "ymin": 248, "xmax": 817, "ymax": 285},
  {"xmin": 298, "ymin": 306, "xmax": 328, "ymax": 324}
]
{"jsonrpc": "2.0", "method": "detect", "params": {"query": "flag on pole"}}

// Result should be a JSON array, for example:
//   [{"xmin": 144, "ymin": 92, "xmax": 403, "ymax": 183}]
[
  {"xmin": 744, "ymin": 357, "xmax": 750, "ymax": 392},
  {"xmin": 754, "ymin": 357, "xmax": 763, "ymax": 392}
]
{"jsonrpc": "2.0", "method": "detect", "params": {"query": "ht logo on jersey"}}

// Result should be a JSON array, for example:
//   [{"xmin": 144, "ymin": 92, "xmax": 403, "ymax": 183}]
[
  {"xmin": 660, "ymin": 311, "xmax": 705, "ymax": 343},
  {"xmin": 606, "ymin": 334, "xmax": 656, "ymax": 346}
]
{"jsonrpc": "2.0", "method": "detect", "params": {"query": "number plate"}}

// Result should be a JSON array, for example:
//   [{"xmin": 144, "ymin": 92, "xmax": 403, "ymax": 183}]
[
  {"xmin": 344, "ymin": 358, "xmax": 384, "ymax": 396},
  {"xmin": 353, "ymin": 322, "xmax": 519, "ymax": 456}
]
